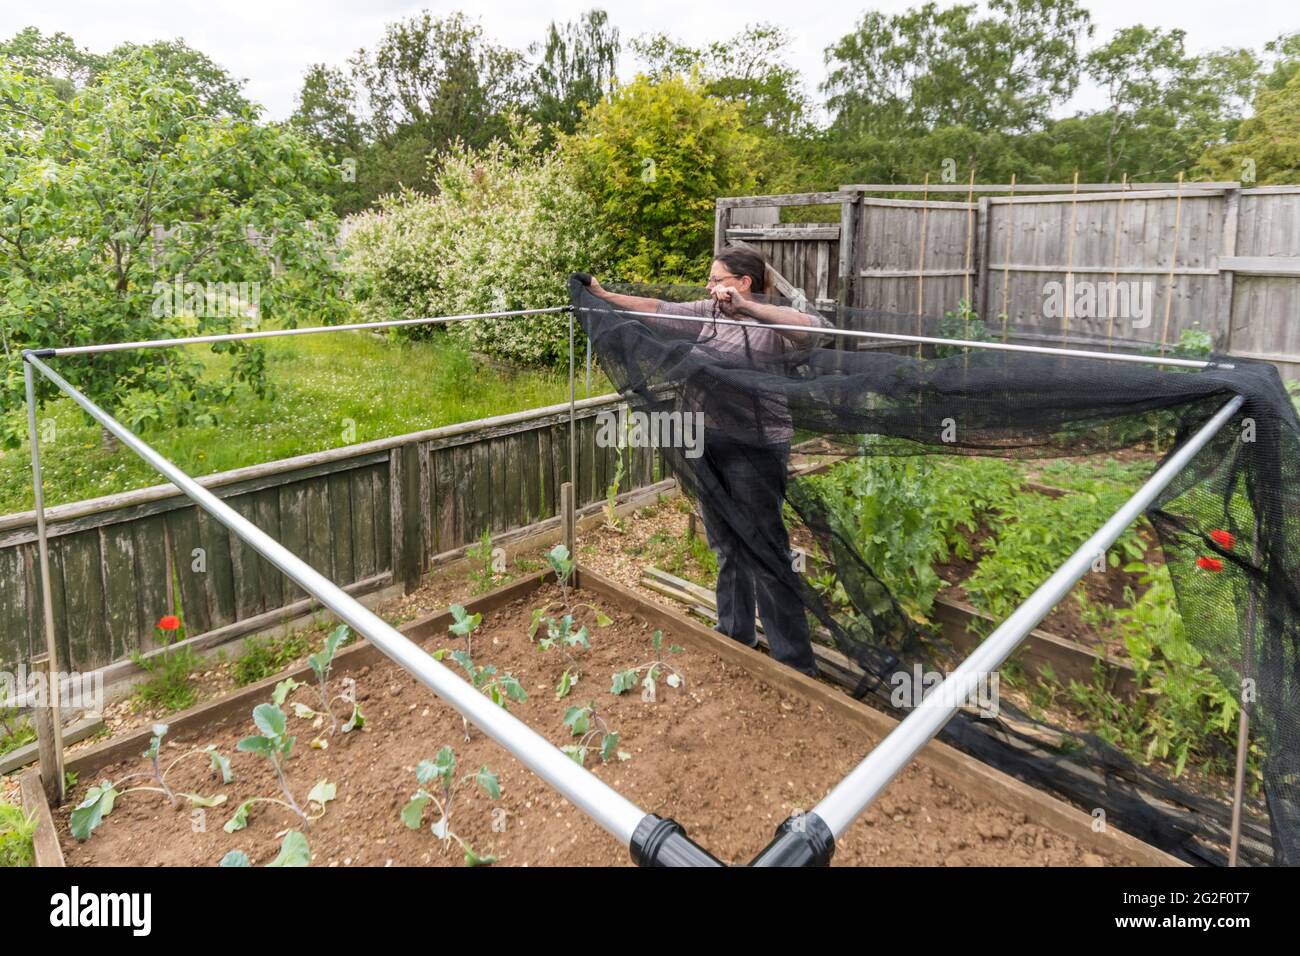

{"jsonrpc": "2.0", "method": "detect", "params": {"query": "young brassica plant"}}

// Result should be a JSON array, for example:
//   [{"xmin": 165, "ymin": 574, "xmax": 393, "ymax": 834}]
[
  {"xmin": 69, "ymin": 723, "xmax": 231, "ymax": 841},
  {"xmin": 219, "ymin": 830, "xmax": 311, "ymax": 867},
  {"xmin": 560, "ymin": 703, "xmax": 628, "ymax": 767},
  {"xmin": 529, "ymin": 544, "xmax": 612, "ymax": 699},
  {"xmin": 610, "ymin": 630, "xmax": 686, "ymax": 703},
  {"xmin": 277, "ymin": 625, "xmax": 365, "ymax": 747},
  {"xmin": 224, "ymin": 703, "xmax": 335, "ymax": 833},
  {"xmin": 401, "ymin": 745, "xmax": 500, "ymax": 866}
]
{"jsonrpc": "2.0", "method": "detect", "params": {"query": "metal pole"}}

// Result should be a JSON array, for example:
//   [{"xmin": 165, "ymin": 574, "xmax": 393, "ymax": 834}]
[
  {"xmin": 21, "ymin": 351, "xmax": 648, "ymax": 846},
  {"xmin": 23, "ymin": 362, "xmax": 65, "ymax": 804},
  {"xmin": 41, "ymin": 306, "xmax": 573, "ymax": 356},
  {"xmin": 568, "ymin": 308, "xmax": 578, "ymax": 522},
  {"xmin": 577, "ymin": 308, "xmax": 1232, "ymax": 371},
  {"xmin": 1229, "ymin": 514, "xmax": 1263, "ymax": 865},
  {"xmin": 810, "ymin": 394, "xmax": 1245, "ymax": 839}
]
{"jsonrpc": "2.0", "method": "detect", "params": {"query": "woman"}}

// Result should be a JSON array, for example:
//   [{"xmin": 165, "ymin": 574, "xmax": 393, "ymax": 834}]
[{"xmin": 583, "ymin": 248, "xmax": 831, "ymax": 676}]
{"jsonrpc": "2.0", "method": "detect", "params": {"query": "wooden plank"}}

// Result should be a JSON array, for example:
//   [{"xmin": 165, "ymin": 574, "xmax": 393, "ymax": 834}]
[
  {"xmin": 130, "ymin": 514, "xmax": 170, "ymax": 651},
  {"xmin": 0, "ymin": 544, "xmax": 27, "ymax": 670},
  {"xmin": 276, "ymin": 483, "xmax": 309, "ymax": 602},
  {"xmin": 349, "ymin": 465, "xmax": 379, "ymax": 580},
  {"xmin": 250, "ymin": 487, "xmax": 284, "ymax": 610},
  {"xmin": 725, "ymin": 227, "xmax": 840, "ymax": 241},
  {"xmin": 489, "ymin": 436, "xmax": 510, "ymax": 534},
  {"xmin": 226, "ymin": 494, "xmax": 264, "ymax": 620},
  {"xmin": 518, "ymin": 429, "xmax": 541, "ymax": 525},
  {"xmin": 719, "ymin": 190, "xmax": 855, "ymax": 208},
  {"xmin": 430, "ymin": 446, "xmax": 456, "ymax": 554},
  {"xmin": 20, "ymin": 768, "xmax": 65, "ymax": 868},
  {"xmin": 327, "ymin": 470, "xmax": 355, "ymax": 585},
  {"xmin": 163, "ymin": 507, "xmax": 211, "ymax": 637},
  {"xmin": 1219, "ymin": 255, "xmax": 1300, "ymax": 276},
  {"xmin": 197, "ymin": 506, "xmax": 237, "ymax": 630}
]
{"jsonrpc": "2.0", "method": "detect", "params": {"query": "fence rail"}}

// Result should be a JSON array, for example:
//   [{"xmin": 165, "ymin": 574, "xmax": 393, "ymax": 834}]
[
  {"xmin": 717, "ymin": 183, "xmax": 1300, "ymax": 376},
  {"xmin": 0, "ymin": 393, "xmax": 662, "ymax": 675}
]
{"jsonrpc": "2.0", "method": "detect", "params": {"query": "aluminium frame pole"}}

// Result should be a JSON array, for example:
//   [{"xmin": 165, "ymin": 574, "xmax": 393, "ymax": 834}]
[
  {"xmin": 808, "ymin": 394, "xmax": 1246, "ymax": 840},
  {"xmin": 23, "ymin": 362, "xmax": 65, "ymax": 804},
  {"xmin": 578, "ymin": 308, "xmax": 1232, "ymax": 371},
  {"xmin": 21, "ymin": 350, "xmax": 650, "ymax": 848},
  {"xmin": 40, "ymin": 306, "xmax": 573, "ymax": 356}
]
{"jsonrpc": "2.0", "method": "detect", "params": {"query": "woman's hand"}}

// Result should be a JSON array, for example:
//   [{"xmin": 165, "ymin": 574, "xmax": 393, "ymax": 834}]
[{"xmin": 710, "ymin": 284, "xmax": 748, "ymax": 317}]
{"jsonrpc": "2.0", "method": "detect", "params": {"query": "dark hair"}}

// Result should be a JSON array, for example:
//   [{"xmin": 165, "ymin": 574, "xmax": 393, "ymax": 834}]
[{"xmin": 714, "ymin": 247, "xmax": 768, "ymax": 294}]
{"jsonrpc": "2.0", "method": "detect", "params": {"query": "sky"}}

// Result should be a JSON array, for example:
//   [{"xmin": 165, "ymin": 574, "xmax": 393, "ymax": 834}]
[{"xmin": 2, "ymin": 0, "xmax": 1297, "ymax": 121}]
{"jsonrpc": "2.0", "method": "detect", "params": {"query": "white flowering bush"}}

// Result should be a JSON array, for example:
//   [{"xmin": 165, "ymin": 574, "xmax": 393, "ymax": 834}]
[{"xmin": 344, "ymin": 121, "xmax": 609, "ymax": 366}]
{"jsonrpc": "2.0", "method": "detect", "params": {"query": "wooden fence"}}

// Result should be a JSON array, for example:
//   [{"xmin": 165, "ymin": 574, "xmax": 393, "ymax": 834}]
[
  {"xmin": 0, "ymin": 394, "xmax": 663, "ymax": 676},
  {"xmin": 716, "ymin": 183, "xmax": 1300, "ymax": 376}
]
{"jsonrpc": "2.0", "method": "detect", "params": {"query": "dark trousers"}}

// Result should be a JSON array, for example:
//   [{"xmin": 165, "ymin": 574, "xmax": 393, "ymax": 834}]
[{"xmin": 694, "ymin": 434, "xmax": 817, "ymax": 676}]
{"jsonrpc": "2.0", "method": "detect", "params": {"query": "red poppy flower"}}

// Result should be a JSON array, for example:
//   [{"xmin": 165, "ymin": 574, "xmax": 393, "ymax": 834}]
[
  {"xmin": 1196, "ymin": 556, "xmax": 1224, "ymax": 573},
  {"xmin": 158, "ymin": 614, "xmax": 181, "ymax": 631},
  {"xmin": 1210, "ymin": 529, "xmax": 1236, "ymax": 550}
]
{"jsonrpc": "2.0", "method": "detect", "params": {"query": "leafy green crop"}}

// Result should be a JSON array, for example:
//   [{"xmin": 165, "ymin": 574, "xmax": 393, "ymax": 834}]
[{"xmin": 400, "ymin": 745, "xmax": 501, "ymax": 865}]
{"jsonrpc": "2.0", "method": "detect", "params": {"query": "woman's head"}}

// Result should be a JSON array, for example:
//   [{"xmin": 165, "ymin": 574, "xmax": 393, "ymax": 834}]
[{"xmin": 708, "ymin": 247, "xmax": 768, "ymax": 298}]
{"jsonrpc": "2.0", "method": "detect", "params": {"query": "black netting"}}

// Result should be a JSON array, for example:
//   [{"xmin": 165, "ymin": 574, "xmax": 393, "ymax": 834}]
[{"xmin": 570, "ymin": 274, "xmax": 1300, "ymax": 867}]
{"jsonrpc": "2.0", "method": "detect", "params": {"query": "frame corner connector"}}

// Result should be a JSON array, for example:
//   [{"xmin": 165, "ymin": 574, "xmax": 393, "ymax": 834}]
[
  {"xmin": 629, "ymin": 814, "xmax": 725, "ymax": 867},
  {"xmin": 748, "ymin": 812, "xmax": 836, "ymax": 867}
]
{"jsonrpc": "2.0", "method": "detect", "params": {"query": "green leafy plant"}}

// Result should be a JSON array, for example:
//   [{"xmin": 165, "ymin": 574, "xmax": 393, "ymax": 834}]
[
  {"xmin": 432, "ymin": 616, "xmax": 527, "ymax": 740},
  {"xmin": 224, "ymin": 703, "xmax": 335, "ymax": 833},
  {"xmin": 603, "ymin": 444, "xmax": 627, "ymax": 532},
  {"xmin": 560, "ymin": 703, "xmax": 628, "ymax": 766},
  {"xmin": 275, "ymin": 626, "xmax": 365, "ymax": 747},
  {"xmin": 219, "ymin": 830, "xmax": 310, "ymax": 867},
  {"xmin": 130, "ymin": 614, "xmax": 200, "ymax": 712},
  {"xmin": 610, "ymin": 630, "xmax": 686, "ymax": 702},
  {"xmin": 400, "ymin": 745, "xmax": 500, "ymax": 866},
  {"xmin": 0, "ymin": 704, "xmax": 36, "ymax": 757},
  {"xmin": 529, "ymin": 544, "xmax": 612, "ymax": 698},
  {"xmin": 0, "ymin": 799, "xmax": 39, "ymax": 867},
  {"xmin": 467, "ymin": 530, "xmax": 513, "ymax": 594},
  {"xmin": 69, "ymin": 723, "xmax": 231, "ymax": 841},
  {"xmin": 230, "ymin": 632, "xmax": 310, "ymax": 686}
]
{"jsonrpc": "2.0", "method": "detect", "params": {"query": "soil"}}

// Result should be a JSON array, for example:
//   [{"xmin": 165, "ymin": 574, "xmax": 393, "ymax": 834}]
[{"xmin": 56, "ymin": 582, "xmax": 1125, "ymax": 867}]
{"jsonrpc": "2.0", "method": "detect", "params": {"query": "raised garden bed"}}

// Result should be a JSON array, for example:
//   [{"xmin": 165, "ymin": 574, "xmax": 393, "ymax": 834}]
[{"xmin": 24, "ymin": 567, "xmax": 1174, "ymax": 867}]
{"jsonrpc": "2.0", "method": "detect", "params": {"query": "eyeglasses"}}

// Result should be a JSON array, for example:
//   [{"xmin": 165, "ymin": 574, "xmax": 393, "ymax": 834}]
[{"xmin": 706, "ymin": 272, "xmax": 738, "ymax": 287}]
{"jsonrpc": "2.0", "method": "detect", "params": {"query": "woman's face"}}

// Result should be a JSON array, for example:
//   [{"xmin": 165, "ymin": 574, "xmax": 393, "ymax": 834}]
[{"xmin": 706, "ymin": 260, "xmax": 752, "ymax": 297}]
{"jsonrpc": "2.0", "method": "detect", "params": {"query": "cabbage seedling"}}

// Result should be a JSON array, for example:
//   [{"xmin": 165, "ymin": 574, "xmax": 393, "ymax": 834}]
[
  {"xmin": 69, "ymin": 723, "xmax": 231, "ymax": 841},
  {"xmin": 561, "ymin": 703, "xmax": 628, "ymax": 766},
  {"xmin": 224, "ymin": 702, "xmax": 335, "ymax": 833},
  {"xmin": 610, "ymin": 630, "xmax": 686, "ymax": 703},
  {"xmin": 401, "ymin": 746, "xmax": 500, "ymax": 866}
]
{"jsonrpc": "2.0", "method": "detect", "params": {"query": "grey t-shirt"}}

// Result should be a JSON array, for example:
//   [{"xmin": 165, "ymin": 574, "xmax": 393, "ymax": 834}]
[{"xmin": 649, "ymin": 299, "xmax": 833, "ymax": 444}]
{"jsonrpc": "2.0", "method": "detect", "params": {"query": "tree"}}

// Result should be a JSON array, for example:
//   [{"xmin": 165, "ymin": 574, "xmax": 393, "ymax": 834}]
[
  {"xmin": 634, "ymin": 24, "xmax": 812, "ymax": 136},
  {"xmin": 530, "ymin": 9, "xmax": 620, "ymax": 139},
  {"xmin": 823, "ymin": 0, "xmax": 1092, "ymax": 143},
  {"xmin": 103, "ymin": 39, "xmax": 253, "ymax": 117},
  {"xmin": 0, "ymin": 49, "xmax": 346, "ymax": 447},
  {"xmin": 563, "ymin": 74, "xmax": 765, "ymax": 281},
  {"xmin": 0, "ymin": 27, "xmax": 100, "ymax": 99},
  {"xmin": 1197, "ymin": 32, "xmax": 1300, "ymax": 185},
  {"xmin": 1049, "ymin": 26, "xmax": 1257, "ymax": 182}
]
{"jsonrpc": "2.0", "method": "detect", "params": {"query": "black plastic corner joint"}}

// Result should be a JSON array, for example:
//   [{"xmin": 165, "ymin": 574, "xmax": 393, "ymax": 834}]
[
  {"xmin": 629, "ymin": 814, "xmax": 725, "ymax": 867},
  {"xmin": 22, "ymin": 348, "xmax": 56, "ymax": 360},
  {"xmin": 748, "ymin": 812, "xmax": 836, "ymax": 867}
]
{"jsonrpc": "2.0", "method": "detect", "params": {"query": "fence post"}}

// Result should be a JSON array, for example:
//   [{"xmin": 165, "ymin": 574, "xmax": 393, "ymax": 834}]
[
  {"xmin": 714, "ymin": 200, "xmax": 731, "ymax": 257},
  {"xmin": 976, "ymin": 196, "xmax": 991, "ymax": 323},
  {"xmin": 390, "ymin": 442, "xmax": 423, "ymax": 593},
  {"xmin": 1219, "ymin": 186, "xmax": 1241, "ymax": 355}
]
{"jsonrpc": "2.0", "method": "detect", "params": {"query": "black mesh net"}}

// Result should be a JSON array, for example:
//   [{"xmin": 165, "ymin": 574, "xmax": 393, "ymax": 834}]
[{"xmin": 569, "ymin": 274, "xmax": 1300, "ymax": 867}]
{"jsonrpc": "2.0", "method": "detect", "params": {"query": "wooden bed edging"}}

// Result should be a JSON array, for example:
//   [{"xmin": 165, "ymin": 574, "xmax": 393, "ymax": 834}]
[{"xmin": 575, "ymin": 564, "xmax": 1182, "ymax": 867}]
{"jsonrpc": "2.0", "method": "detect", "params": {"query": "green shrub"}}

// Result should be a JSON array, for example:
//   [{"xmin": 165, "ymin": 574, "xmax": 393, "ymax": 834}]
[
  {"xmin": 231, "ymin": 632, "xmax": 311, "ymax": 686},
  {"xmin": 344, "ymin": 120, "xmax": 609, "ymax": 367},
  {"xmin": 562, "ymin": 73, "xmax": 765, "ymax": 283},
  {"xmin": 0, "ymin": 800, "xmax": 37, "ymax": 867}
]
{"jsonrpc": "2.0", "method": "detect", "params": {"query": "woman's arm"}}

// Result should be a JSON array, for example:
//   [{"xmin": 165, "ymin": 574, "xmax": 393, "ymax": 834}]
[
  {"xmin": 716, "ymin": 289, "xmax": 831, "ymax": 347},
  {"xmin": 586, "ymin": 277, "xmax": 663, "ymax": 314}
]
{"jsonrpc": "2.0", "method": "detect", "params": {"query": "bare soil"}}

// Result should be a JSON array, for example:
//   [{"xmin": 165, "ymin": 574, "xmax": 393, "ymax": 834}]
[{"xmin": 56, "ymin": 583, "xmax": 1124, "ymax": 867}]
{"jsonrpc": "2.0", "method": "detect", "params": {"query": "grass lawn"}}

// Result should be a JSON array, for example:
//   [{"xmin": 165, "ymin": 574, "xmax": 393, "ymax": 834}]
[{"xmin": 0, "ymin": 330, "xmax": 611, "ymax": 514}]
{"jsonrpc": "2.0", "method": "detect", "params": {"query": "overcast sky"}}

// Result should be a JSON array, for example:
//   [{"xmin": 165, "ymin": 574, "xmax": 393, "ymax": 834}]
[{"xmin": 3, "ymin": 0, "xmax": 1296, "ymax": 121}]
